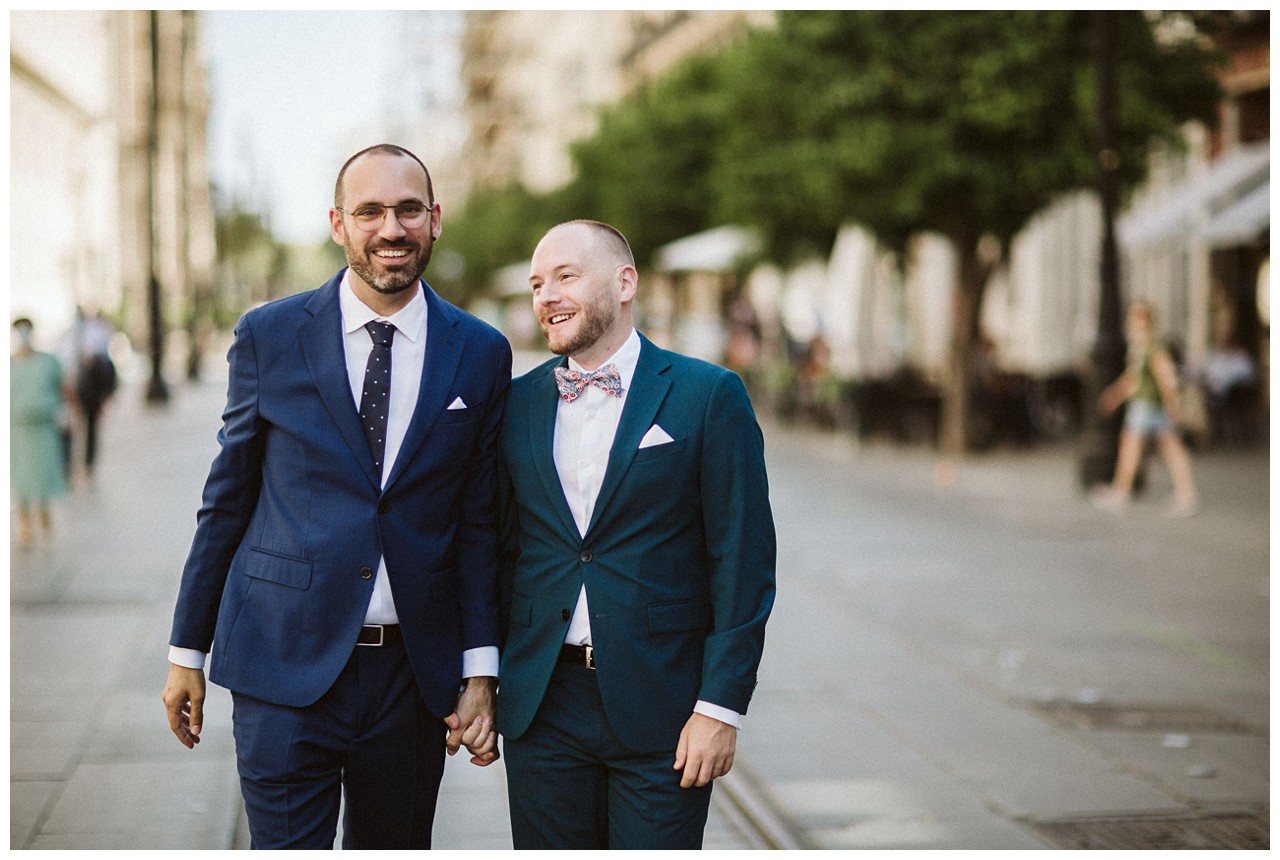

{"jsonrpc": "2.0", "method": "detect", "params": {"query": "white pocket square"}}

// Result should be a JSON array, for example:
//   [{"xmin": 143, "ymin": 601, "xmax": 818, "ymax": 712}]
[
  {"xmin": 447, "ymin": 397, "xmax": 468, "ymax": 410},
  {"xmin": 638, "ymin": 424, "xmax": 675, "ymax": 449}
]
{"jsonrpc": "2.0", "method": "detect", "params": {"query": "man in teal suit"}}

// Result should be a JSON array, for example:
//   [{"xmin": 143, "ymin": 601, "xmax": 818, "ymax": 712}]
[{"xmin": 497, "ymin": 220, "xmax": 776, "ymax": 848}]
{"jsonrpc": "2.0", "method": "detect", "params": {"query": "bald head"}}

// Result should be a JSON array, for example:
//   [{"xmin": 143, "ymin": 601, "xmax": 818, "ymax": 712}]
[{"xmin": 543, "ymin": 220, "xmax": 635, "ymax": 270}]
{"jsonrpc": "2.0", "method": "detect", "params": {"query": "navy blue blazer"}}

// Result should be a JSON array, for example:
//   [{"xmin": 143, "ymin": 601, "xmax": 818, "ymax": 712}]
[
  {"xmin": 497, "ymin": 334, "xmax": 776, "ymax": 752},
  {"xmin": 169, "ymin": 271, "xmax": 512, "ymax": 717}
]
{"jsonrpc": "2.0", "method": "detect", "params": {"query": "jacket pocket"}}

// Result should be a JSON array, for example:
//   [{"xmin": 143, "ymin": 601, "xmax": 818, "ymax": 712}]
[
  {"xmin": 244, "ymin": 548, "xmax": 313, "ymax": 591},
  {"xmin": 647, "ymin": 597, "xmax": 712, "ymax": 633}
]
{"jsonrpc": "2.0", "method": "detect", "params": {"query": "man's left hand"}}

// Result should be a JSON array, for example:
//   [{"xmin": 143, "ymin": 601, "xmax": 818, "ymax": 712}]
[
  {"xmin": 444, "ymin": 676, "xmax": 499, "ymax": 766},
  {"xmin": 674, "ymin": 712, "xmax": 736, "ymax": 788}
]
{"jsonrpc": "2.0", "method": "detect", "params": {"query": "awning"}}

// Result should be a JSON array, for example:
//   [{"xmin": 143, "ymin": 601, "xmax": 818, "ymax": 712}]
[
  {"xmin": 1198, "ymin": 181, "xmax": 1270, "ymax": 247},
  {"xmin": 653, "ymin": 225, "xmax": 760, "ymax": 273},
  {"xmin": 1117, "ymin": 142, "xmax": 1269, "ymax": 248}
]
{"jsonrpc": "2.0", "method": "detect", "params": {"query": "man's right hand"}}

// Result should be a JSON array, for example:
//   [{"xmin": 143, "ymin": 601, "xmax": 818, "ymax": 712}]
[{"xmin": 162, "ymin": 663, "xmax": 206, "ymax": 749}]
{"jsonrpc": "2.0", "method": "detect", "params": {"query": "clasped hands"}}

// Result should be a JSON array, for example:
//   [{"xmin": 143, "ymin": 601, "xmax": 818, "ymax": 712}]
[{"xmin": 445, "ymin": 676, "xmax": 500, "ymax": 766}]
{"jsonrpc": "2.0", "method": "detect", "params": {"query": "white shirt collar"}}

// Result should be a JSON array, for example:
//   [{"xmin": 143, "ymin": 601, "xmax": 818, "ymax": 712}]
[
  {"xmin": 339, "ymin": 269, "xmax": 426, "ymax": 342},
  {"xmin": 567, "ymin": 328, "xmax": 641, "ymax": 390}
]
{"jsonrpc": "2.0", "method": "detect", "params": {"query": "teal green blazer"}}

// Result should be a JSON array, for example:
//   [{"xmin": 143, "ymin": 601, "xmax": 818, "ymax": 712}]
[{"xmin": 497, "ymin": 334, "xmax": 776, "ymax": 753}]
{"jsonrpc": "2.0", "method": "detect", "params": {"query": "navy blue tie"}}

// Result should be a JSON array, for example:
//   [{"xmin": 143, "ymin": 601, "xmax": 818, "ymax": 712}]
[{"xmin": 360, "ymin": 321, "xmax": 395, "ymax": 478}]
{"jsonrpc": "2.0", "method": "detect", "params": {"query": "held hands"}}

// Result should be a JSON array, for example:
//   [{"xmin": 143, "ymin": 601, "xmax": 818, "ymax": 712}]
[
  {"xmin": 162, "ymin": 663, "xmax": 206, "ymax": 749},
  {"xmin": 674, "ymin": 712, "xmax": 736, "ymax": 788},
  {"xmin": 445, "ymin": 676, "xmax": 499, "ymax": 766}
]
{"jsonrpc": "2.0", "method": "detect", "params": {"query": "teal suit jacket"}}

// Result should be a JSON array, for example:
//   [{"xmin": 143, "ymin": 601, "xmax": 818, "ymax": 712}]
[{"xmin": 497, "ymin": 334, "xmax": 776, "ymax": 752}]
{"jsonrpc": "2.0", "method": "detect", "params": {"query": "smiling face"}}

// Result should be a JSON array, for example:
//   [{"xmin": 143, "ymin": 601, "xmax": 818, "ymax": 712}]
[
  {"xmin": 528, "ymin": 223, "xmax": 637, "ymax": 369},
  {"xmin": 330, "ymin": 151, "xmax": 440, "ymax": 314}
]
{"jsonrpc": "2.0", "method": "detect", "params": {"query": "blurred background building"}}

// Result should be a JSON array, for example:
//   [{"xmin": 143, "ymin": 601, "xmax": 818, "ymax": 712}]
[{"xmin": 11, "ymin": 10, "xmax": 215, "ymax": 381}]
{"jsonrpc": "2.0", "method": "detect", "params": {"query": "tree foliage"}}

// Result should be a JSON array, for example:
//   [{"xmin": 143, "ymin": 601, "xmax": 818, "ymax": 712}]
[{"xmin": 714, "ymin": 11, "xmax": 1221, "ymax": 262}]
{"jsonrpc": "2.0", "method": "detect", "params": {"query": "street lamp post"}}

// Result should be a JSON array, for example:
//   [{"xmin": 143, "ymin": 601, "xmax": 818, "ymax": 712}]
[
  {"xmin": 144, "ymin": 10, "xmax": 169, "ymax": 404},
  {"xmin": 1080, "ymin": 10, "xmax": 1127, "ymax": 488}
]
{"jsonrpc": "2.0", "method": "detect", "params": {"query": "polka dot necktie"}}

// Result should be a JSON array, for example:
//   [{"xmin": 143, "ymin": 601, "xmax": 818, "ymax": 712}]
[{"xmin": 360, "ymin": 321, "xmax": 395, "ymax": 478}]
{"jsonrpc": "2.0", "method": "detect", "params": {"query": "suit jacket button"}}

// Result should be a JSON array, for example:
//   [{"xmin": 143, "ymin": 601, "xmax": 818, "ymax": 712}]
[
  {"xmin": 561, "ymin": 609, "xmax": 571, "ymax": 622},
  {"xmin": 579, "ymin": 551, "xmax": 593, "ymax": 563},
  {"xmin": 378, "ymin": 500, "xmax": 389, "ymax": 515},
  {"xmin": 359, "ymin": 566, "xmax": 374, "ymax": 580}
]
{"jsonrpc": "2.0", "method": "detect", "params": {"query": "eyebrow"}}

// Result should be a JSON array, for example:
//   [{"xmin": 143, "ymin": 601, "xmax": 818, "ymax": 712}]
[
  {"xmin": 529, "ymin": 263, "xmax": 579, "ymax": 284},
  {"xmin": 351, "ymin": 197, "xmax": 427, "ymax": 209}
]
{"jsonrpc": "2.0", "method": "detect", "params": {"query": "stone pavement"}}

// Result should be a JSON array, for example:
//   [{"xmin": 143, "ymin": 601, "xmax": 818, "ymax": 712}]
[{"xmin": 10, "ymin": 363, "xmax": 1269, "ymax": 849}]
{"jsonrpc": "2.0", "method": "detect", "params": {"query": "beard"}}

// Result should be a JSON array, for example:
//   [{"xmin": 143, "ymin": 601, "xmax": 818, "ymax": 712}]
[
  {"xmin": 345, "ymin": 237, "xmax": 434, "ymax": 296},
  {"xmin": 541, "ymin": 294, "xmax": 616, "ymax": 357}
]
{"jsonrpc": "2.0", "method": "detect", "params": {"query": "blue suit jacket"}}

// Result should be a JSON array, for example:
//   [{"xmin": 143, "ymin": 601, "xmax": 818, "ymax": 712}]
[
  {"xmin": 497, "ymin": 334, "xmax": 776, "ymax": 752},
  {"xmin": 169, "ymin": 271, "xmax": 512, "ymax": 717}
]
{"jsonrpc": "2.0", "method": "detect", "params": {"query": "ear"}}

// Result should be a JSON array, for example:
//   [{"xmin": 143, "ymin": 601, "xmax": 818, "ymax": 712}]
[
  {"xmin": 329, "ymin": 208, "xmax": 347, "ymax": 247},
  {"xmin": 617, "ymin": 264, "xmax": 638, "ymax": 304},
  {"xmin": 428, "ymin": 202, "xmax": 442, "ymax": 241}
]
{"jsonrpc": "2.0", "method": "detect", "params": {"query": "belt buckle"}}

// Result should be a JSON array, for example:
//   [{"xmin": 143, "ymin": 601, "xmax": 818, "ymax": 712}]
[
  {"xmin": 583, "ymin": 644, "xmax": 596, "ymax": 670},
  {"xmin": 358, "ymin": 625, "xmax": 384, "ymax": 647}
]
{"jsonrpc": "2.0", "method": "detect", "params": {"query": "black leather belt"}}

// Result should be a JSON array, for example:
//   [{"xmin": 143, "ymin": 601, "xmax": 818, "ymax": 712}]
[
  {"xmin": 559, "ymin": 643, "xmax": 596, "ymax": 670},
  {"xmin": 357, "ymin": 624, "xmax": 403, "ymax": 647}
]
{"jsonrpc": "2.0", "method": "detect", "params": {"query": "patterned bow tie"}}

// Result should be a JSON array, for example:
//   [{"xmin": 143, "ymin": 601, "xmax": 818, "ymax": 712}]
[{"xmin": 555, "ymin": 364, "xmax": 623, "ymax": 403}]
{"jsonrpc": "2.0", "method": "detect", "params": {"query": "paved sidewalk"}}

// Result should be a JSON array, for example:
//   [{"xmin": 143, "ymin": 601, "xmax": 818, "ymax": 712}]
[
  {"xmin": 11, "ymin": 360, "xmax": 1268, "ymax": 849},
  {"xmin": 10, "ymin": 372, "xmax": 748, "ymax": 850}
]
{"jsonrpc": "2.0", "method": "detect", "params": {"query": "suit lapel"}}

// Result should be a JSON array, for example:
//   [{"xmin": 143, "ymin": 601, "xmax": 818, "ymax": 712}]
[
  {"xmin": 300, "ymin": 274, "xmax": 381, "ymax": 489},
  {"xmin": 585, "ymin": 336, "xmax": 672, "ymax": 538},
  {"xmin": 385, "ymin": 284, "xmax": 463, "ymax": 490},
  {"xmin": 528, "ymin": 359, "xmax": 581, "ymax": 541}
]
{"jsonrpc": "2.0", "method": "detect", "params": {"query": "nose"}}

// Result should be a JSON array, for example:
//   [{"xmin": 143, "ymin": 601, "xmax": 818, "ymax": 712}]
[
  {"xmin": 534, "ymin": 280, "xmax": 561, "ymax": 309},
  {"xmin": 377, "ymin": 209, "xmax": 408, "ymax": 240}
]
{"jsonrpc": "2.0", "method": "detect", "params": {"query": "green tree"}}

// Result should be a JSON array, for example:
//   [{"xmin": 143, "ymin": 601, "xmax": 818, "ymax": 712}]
[
  {"xmin": 714, "ymin": 11, "xmax": 1220, "ymax": 452},
  {"xmin": 565, "ymin": 53, "xmax": 729, "ymax": 266},
  {"xmin": 436, "ymin": 181, "xmax": 561, "ymax": 305}
]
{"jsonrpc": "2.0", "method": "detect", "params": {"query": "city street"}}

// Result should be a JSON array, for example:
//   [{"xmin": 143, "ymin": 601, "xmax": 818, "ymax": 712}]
[{"xmin": 11, "ymin": 363, "xmax": 1269, "ymax": 850}]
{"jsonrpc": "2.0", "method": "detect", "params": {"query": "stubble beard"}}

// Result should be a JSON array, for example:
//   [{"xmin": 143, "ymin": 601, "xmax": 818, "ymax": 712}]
[
  {"xmin": 347, "ymin": 240, "xmax": 433, "ymax": 296},
  {"xmin": 543, "ymin": 299, "xmax": 616, "ymax": 358}
]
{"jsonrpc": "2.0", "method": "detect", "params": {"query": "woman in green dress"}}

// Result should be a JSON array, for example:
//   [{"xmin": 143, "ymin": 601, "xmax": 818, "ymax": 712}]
[{"xmin": 11, "ymin": 317, "xmax": 68, "ymax": 546}]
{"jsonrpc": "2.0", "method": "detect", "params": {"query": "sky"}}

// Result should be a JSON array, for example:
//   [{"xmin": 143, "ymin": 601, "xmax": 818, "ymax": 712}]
[{"xmin": 203, "ymin": 11, "xmax": 407, "ymax": 246}]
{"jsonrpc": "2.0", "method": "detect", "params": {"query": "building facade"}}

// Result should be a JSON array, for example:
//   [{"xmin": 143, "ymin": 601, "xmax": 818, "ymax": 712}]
[{"xmin": 11, "ymin": 10, "xmax": 215, "ymax": 381}]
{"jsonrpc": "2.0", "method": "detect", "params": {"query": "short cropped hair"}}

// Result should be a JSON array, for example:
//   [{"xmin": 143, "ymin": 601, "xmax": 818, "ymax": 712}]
[
  {"xmin": 560, "ymin": 220, "xmax": 635, "ymax": 269},
  {"xmin": 334, "ymin": 144, "xmax": 434, "ymax": 208}
]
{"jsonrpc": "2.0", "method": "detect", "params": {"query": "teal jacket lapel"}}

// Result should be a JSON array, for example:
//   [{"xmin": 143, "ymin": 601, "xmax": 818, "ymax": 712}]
[
  {"xmin": 585, "ymin": 336, "xmax": 672, "ymax": 538},
  {"xmin": 527, "ymin": 359, "xmax": 580, "ymax": 541}
]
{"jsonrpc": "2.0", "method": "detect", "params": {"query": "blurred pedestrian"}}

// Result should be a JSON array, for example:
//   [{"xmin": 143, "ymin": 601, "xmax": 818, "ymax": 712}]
[
  {"xmin": 1091, "ymin": 301, "xmax": 1198, "ymax": 516},
  {"xmin": 496, "ymin": 221, "xmax": 776, "ymax": 848},
  {"xmin": 59, "ymin": 306, "xmax": 117, "ymax": 481},
  {"xmin": 11, "ymin": 318, "xmax": 68, "ymax": 546},
  {"xmin": 162, "ymin": 144, "xmax": 510, "ymax": 849}
]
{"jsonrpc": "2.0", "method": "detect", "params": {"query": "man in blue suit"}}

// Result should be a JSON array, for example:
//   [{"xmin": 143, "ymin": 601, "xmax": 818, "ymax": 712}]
[
  {"xmin": 497, "ymin": 220, "xmax": 776, "ymax": 848},
  {"xmin": 162, "ymin": 145, "xmax": 510, "ymax": 848}
]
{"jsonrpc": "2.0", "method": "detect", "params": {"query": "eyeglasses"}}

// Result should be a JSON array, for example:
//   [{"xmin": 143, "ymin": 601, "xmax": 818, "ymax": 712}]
[{"xmin": 336, "ymin": 202, "xmax": 433, "ymax": 232}]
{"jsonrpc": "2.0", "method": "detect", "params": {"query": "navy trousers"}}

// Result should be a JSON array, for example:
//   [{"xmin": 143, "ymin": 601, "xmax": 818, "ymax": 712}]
[
  {"xmin": 231, "ymin": 640, "xmax": 445, "ymax": 849},
  {"xmin": 503, "ymin": 659, "xmax": 713, "ymax": 849}
]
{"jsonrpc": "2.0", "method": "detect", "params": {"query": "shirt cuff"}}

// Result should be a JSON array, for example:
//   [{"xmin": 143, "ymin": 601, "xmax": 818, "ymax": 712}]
[
  {"xmin": 694, "ymin": 700, "xmax": 742, "ymax": 729},
  {"xmin": 168, "ymin": 646, "xmax": 206, "ymax": 670},
  {"xmin": 462, "ymin": 645, "xmax": 499, "ymax": 679}
]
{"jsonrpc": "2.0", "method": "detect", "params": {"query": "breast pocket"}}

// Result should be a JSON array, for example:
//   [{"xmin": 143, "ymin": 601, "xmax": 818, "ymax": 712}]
[{"xmin": 632, "ymin": 437, "xmax": 688, "ymax": 464}]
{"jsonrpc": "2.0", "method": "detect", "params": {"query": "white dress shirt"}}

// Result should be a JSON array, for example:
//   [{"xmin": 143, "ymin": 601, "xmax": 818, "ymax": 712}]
[
  {"xmin": 554, "ymin": 329, "xmax": 740, "ymax": 728},
  {"xmin": 170, "ymin": 273, "xmax": 497, "ymax": 679}
]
